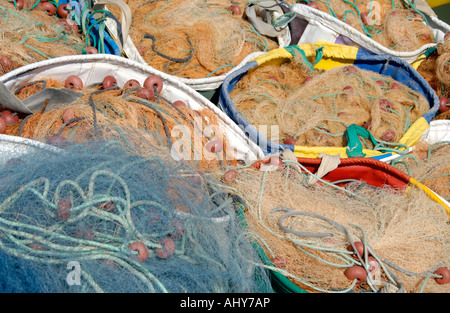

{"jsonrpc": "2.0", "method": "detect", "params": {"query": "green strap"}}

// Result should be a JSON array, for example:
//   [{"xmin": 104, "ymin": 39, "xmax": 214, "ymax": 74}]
[
  {"xmin": 345, "ymin": 124, "xmax": 378, "ymax": 157},
  {"xmin": 314, "ymin": 46, "xmax": 324, "ymax": 65},
  {"xmin": 424, "ymin": 46, "xmax": 437, "ymax": 58}
]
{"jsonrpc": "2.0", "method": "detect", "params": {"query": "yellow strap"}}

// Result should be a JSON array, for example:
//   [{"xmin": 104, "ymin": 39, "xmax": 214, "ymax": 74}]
[
  {"xmin": 293, "ymin": 146, "xmax": 385, "ymax": 159},
  {"xmin": 397, "ymin": 117, "xmax": 430, "ymax": 149},
  {"xmin": 252, "ymin": 48, "xmax": 293, "ymax": 66},
  {"xmin": 300, "ymin": 41, "xmax": 359, "ymax": 60},
  {"xmin": 411, "ymin": 54, "xmax": 427, "ymax": 70},
  {"xmin": 303, "ymin": 41, "xmax": 359, "ymax": 71},
  {"xmin": 253, "ymin": 42, "xmax": 359, "ymax": 69}
]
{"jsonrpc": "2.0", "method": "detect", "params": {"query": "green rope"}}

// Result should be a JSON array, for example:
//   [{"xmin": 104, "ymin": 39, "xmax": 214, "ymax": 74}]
[
  {"xmin": 0, "ymin": 154, "xmax": 247, "ymax": 292},
  {"xmin": 205, "ymin": 64, "xmax": 234, "ymax": 78}
]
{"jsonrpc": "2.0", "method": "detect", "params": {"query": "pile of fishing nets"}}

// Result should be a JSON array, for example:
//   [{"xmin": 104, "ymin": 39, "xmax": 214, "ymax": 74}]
[
  {"xmin": 417, "ymin": 32, "xmax": 450, "ymax": 118},
  {"xmin": 0, "ymin": 137, "xmax": 273, "ymax": 293},
  {"xmin": 1, "ymin": 73, "xmax": 238, "ymax": 170},
  {"xmin": 111, "ymin": 0, "xmax": 279, "ymax": 79},
  {"xmin": 211, "ymin": 151, "xmax": 450, "ymax": 293},
  {"xmin": 228, "ymin": 48, "xmax": 430, "ymax": 148},
  {"xmin": 0, "ymin": 0, "xmax": 86, "ymax": 75},
  {"xmin": 297, "ymin": 0, "xmax": 435, "ymax": 52}
]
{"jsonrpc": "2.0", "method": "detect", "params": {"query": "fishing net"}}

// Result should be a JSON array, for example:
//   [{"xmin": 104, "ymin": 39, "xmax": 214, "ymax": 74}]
[
  {"xmin": 295, "ymin": 0, "xmax": 435, "ymax": 52},
  {"xmin": 417, "ymin": 33, "xmax": 450, "ymax": 119},
  {"xmin": 213, "ymin": 153, "xmax": 450, "ymax": 293},
  {"xmin": 228, "ymin": 48, "xmax": 430, "ymax": 149},
  {"xmin": 109, "ymin": 0, "xmax": 278, "ymax": 79},
  {"xmin": 0, "ymin": 0, "xmax": 84, "ymax": 75},
  {"xmin": 2, "ymin": 74, "xmax": 238, "ymax": 171},
  {"xmin": 392, "ymin": 140, "xmax": 450, "ymax": 202},
  {"xmin": 0, "ymin": 137, "xmax": 273, "ymax": 293}
]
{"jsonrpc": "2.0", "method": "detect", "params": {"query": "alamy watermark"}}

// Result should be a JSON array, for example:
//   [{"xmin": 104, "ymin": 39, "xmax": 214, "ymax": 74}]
[{"xmin": 66, "ymin": 261, "xmax": 81, "ymax": 286}]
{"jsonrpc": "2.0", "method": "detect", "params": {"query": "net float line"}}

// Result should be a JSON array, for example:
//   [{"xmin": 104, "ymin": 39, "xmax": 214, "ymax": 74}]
[{"xmin": 2, "ymin": 74, "xmax": 239, "ymax": 171}]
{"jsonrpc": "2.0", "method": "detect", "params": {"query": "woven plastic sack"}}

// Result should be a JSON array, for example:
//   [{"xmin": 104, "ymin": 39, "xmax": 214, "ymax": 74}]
[
  {"xmin": 281, "ymin": 1, "xmax": 450, "ymax": 64},
  {"xmin": 219, "ymin": 42, "xmax": 440, "ymax": 162},
  {"xmin": 0, "ymin": 54, "xmax": 264, "ymax": 164}
]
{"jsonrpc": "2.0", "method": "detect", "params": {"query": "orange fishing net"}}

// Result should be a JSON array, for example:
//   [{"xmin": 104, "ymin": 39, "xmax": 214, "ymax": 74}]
[
  {"xmin": 417, "ymin": 34, "xmax": 450, "ymax": 119},
  {"xmin": 112, "ymin": 0, "xmax": 278, "ymax": 79},
  {"xmin": 3, "ymin": 75, "xmax": 238, "ymax": 170},
  {"xmin": 392, "ymin": 140, "xmax": 450, "ymax": 201},
  {"xmin": 0, "ymin": 0, "xmax": 84, "ymax": 75}
]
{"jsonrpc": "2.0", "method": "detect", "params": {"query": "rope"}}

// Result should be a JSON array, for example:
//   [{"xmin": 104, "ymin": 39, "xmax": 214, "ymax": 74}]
[
  {"xmin": 143, "ymin": 33, "xmax": 194, "ymax": 63},
  {"xmin": 222, "ymin": 155, "xmax": 447, "ymax": 293}
]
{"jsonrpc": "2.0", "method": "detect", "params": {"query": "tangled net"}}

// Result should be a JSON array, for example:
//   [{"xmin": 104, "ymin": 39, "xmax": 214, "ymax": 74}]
[
  {"xmin": 213, "ymin": 153, "xmax": 450, "ymax": 293},
  {"xmin": 2, "ymin": 74, "xmax": 238, "ymax": 170},
  {"xmin": 296, "ymin": 0, "xmax": 436, "ymax": 52},
  {"xmin": 0, "ymin": 0, "xmax": 87, "ymax": 75},
  {"xmin": 0, "ymin": 139, "xmax": 273, "ymax": 293},
  {"xmin": 417, "ymin": 33, "xmax": 450, "ymax": 119},
  {"xmin": 392, "ymin": 140, "xmax": 450, "ymax": 201},
  {"xmin": 229, "ymin": 49, "xmax": 430, "ymax": 148},
  {"xmin": 112, "ymin": 0, "xmax": 278, "ymax": 79}
]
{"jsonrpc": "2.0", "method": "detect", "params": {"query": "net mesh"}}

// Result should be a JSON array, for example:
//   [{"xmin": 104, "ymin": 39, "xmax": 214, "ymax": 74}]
[
  {"xmin": 0, "ymin": 137, "xmax": 273, "ymax": 293},
  {"xmin": 417, "ymin": 34, "xmax": 450, "ymax": 119},
  {"xmin": 392, "ymin": 140, "xmax": 450, "ymax": 201},
  {"xmin": 229, "ymin": 49, "xmax": 430, "ymax": 148},
  {"xmin": 110, "ymin": 0, "xmax": 279, "ymax": 79},
  {"xmin": 3, "ymin": 75, "xmax": 238, "ymax": 170},
  {"xmin": 211, "ymin": 154, "xmax": 450, "ymax": 293},
  {"xmin": 0, "ymin": 0, "xmax": 85, "ymax": 75},
  {"xmin": 297, "ymin": 0, "xmax": 435, "ymax": 52}
]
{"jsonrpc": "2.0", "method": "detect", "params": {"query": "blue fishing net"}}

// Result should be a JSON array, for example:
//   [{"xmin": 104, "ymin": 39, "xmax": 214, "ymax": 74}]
[{"xmin": 0, "ymin": 136, "xmax": 273, "ymax": 293}]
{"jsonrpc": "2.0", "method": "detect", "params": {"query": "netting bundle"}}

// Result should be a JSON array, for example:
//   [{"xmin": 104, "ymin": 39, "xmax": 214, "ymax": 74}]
[
  {"xmin": 112, "ymin": 0, "xmax": 278, "ymax": 79},
  {"xmin": 0, "ymin": 0, "xmax": 85, "ymax": 75},
  {"xmin": 2, "ymin": 73, "xmax": 238, "ymax": 170},
  {"xmin": 417, "ymin": 33, "xmax": 450, "ymax": 118},
  {"xmin": 0, "ymin": 138, "xmax": 273, "ymax": 293},
  {"xmin": 296, "ymin": 0, "xmax": 435, "ymax": 52},
  {"xmin": 392, "ymin": 140, "xmax": 450, "ymax": 201},
  {"xmin": 228, "ymin": 49, "xmax": 430, "ymax": 148},
  {"xmin": 213, "ymin": 153, "xmax": 450, "ymax": 293}
]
